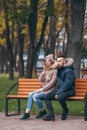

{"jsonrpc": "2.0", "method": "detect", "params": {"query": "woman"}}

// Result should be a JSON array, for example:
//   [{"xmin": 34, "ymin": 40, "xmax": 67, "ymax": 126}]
[{"xmin": 20, "ymin": 54, "xmax": 57, "ymax": 120}]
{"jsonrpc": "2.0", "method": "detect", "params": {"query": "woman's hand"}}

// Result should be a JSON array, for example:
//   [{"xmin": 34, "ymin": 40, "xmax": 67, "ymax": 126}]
[
  {"xmin": 35, "ymin": 88, "xmax": 43, "ymax": 93},
  {"xmin": 42, "ymin": 70, "xmax": 45, "ymax": 75}
]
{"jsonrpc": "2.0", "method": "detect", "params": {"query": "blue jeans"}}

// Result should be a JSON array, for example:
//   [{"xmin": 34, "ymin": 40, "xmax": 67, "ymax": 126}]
[{"xmin": 26, "ymin": 92, "xmax": 45, "ymax": 111}]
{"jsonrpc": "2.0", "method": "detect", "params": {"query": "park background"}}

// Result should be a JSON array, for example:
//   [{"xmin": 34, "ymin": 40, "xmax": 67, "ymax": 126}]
[{"xmin": 0, "ymin": 0, "xmax": 87, "ymax": 116}]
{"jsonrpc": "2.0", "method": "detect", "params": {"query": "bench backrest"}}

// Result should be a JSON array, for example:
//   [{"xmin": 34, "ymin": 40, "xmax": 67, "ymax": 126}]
[
  {"xmin": 17, "ymin": 78, "xmax": 87, "ymax": 98},
  {"xmin": 18, "ymin": 78, "xmax": 42, "ymax": 97},
  {"xmin": 75, "ymin": 79, "xmax": 87, "ymax": 97}
]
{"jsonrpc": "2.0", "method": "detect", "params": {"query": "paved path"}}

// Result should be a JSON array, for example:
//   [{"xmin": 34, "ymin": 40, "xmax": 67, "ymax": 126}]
[{"xmin": 0, "ymin": 112, "xmax": 87, "ymax": 130}]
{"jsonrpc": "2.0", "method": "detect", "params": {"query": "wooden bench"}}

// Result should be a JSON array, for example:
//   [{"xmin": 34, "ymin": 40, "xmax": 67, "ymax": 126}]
[
  {"xmin": 5, "ymin": 79, "xmax": 42, "ymax": 116},
  {"xmin": 5, "ymin": 78, "xmax": 87, "ymax": 121}
]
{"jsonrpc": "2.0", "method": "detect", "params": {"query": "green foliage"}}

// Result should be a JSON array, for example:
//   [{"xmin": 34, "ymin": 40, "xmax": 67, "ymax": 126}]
[
  {"xmin": 10, "ymin": 5, "xmax": 29, "ymax": 23},
  {"xmin": 44, "ymin": 8, "xmax": 54, "ymax": 16},
  {"xmin": 0, "ymin": 74, "xmax": 18, "ymax": 112}
]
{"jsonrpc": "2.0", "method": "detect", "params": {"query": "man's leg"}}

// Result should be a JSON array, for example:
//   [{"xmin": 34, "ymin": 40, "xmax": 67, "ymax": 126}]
[
  {"xmin": 43, "ymin": 91, "xmax": 55, "ymax": 121},
  {"xmin": 58, "ymin": 92, "xmax": 69, "ymax": 120}
]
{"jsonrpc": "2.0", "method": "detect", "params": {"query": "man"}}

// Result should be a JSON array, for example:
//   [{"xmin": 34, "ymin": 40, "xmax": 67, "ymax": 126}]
[{"xmin": 43, "ymin": 55, "xmax": 76, "ymax": 121}]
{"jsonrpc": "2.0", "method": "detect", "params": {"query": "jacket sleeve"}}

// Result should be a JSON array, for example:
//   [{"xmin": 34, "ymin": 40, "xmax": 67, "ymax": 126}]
[
  {"xmin": 41, "ymin": 70, "xmax": 57, "ymax": 91},
  {"xmin": 38, "ymin": 70, "xmax": 45, "ymax": 82},
  {"xmin": 56, "ymin": 70, "xmax": 75, "ymax": 95}
]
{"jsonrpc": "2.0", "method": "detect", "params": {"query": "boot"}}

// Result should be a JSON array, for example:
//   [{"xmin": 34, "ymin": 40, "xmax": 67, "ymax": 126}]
[
  {"xmin": 59, "ymin": 100, "xmax": 68, "ymax": 120},
  {"xmin": 20, "ymin": 112, "xmax": 30, "ymax": 120},
  {"xmin": 42, "ymin": 114, "xmax": 55, "ymax": 121},
  {"xmin": 36, "ymin": 109, "xmax": 47, "ymax": 118},
  {"xmin": 61, "ymin": 108, "xmax": 68, "ymax": 120}
]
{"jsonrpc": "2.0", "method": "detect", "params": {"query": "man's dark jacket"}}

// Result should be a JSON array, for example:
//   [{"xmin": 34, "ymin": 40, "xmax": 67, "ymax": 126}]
[{"xmin": 56, "ymin": 65, "xmax": 76, "ymax": 96}]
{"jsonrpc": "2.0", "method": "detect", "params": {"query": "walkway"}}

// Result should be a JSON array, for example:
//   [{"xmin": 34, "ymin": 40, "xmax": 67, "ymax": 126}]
[{"xmin": 0, "ymin": 112, "xmax": 87, "ymax": 130}]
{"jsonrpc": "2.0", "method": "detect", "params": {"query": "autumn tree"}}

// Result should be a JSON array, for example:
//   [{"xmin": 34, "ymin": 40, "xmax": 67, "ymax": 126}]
[
  {"xmin": 26, "ymin": 0, "xmax": 49, "ymax": 77},
  {"xmin": 3, "ymin": 0, "xmax": 14, "ymax": 80},
  {"xmin": 0, "ymin": 0, "xmax": 86, "ymax": 79},
  {"xmin": 66, "ymin": 0, "xmax": 86, "ymax": 77}
]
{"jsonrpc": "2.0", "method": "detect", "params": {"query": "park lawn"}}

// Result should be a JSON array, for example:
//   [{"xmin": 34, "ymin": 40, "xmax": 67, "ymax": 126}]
[{"xmin": 0, "ymin": 73, "xmax": 84, "ymax": 116}]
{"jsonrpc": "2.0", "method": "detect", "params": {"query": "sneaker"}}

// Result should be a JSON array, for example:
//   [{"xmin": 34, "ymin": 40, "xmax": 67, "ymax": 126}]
[
  {"xmin": 61, "ymin": 108, "xmax": 68, "ymax": 120},
  {"xmin": 36, "ymin": 110, "xmax": 47, "ymax": 119},
  {"xmin": 42, "ymin": 114, "xmax": 55, "ymax": 121},
  {"xmin": 20, "ymin": 113, "xmax": 30, "ymax": 120}
]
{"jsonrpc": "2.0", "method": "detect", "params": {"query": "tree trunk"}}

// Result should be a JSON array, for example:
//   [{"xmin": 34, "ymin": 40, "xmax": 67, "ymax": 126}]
[
  {"xmin": 17, "ymin": 23, "xmax": 24, "ymax": 77},
  {"xmin": 26, "ymin": 0, "xmax": 49, "ymax": 78},
  {"xmin": 49, "ymin": 0, "xmax": 56, "ymax": 55},
  {"xmin": 43, "ymin": 0, "xmax": 56, "ymax": 56},
  {"xmin": 0, "ymin": 46, "xmax": 7, "ymax": 73},
  {"xmin": 3, "ymin": 0, "xmax": 14, "ymax": 80},
  {"xmin": 67, "ymin": 0, "xmax": 86, "ymax": 78},
  {"xmin": 26, "ymin": 0, "xmax": 38, "ymax": 78}
]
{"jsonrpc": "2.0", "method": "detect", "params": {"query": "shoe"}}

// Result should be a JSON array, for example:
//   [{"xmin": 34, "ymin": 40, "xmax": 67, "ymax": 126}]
[
  {"xmin": 36, "ymin": 109, "xmax": 47, "ymax": 119},
  {"xmin": 20, "ymin": 113, "xmax": 30, "ymax": 120},
  {"xmin": 61, "ymin": 108, "xmax": 68, "ymax": 120},
  {"xmin": 42, "ymin": 114, "xmax": 55, "ymax": 121},
  {"xmin": 36, "ymin": 109, "xmax": 47, "ymax": 118}
]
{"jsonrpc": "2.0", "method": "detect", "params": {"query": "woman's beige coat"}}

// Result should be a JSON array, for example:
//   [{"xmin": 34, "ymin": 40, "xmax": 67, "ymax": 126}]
[{"xmin": 38, "ymin": 67, "xmax": 57, "ymax": 94}]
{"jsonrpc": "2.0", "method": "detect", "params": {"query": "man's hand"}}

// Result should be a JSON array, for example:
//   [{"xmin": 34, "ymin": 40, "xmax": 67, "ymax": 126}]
[{"xmin": 55, "ymin": 95, "xmax": 58, "ymax": 100}]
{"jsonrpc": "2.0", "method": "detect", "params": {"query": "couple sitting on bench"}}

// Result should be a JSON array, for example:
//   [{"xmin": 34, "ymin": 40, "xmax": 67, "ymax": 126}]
[{"xmin": 20, "ymin": 54, "xmax": 75, "ymax": 121}]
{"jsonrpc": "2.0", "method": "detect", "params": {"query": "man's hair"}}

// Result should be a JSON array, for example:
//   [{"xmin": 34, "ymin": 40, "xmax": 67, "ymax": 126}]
[{"xmin": 57, "ymin": 55, "xmax": 66, "ymax": 59}]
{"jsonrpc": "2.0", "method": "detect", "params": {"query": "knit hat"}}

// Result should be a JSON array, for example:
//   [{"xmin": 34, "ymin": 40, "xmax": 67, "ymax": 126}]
[{"xmin": 45, "ymin": 54, "xmax": 54, "ymax": 63}]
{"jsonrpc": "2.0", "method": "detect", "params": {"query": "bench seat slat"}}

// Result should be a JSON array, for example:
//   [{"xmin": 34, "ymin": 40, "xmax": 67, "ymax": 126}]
[
  {"xmin": 19, "ymin": 78, "xmax": 40, "ymax": 81},
  {"xmin": 18, "ymin": 88, "xmax": 40, "ymax": 91},
  {"xmin": 75, "ymin": 82, "xmax": 87, "ymax": 84},
  {"xmin": 75, "ymin": 89, "xmax": 87, "ymax": 92},
  {"xmin": 75, "ymin": 86, "xmax": 87, "ymax": 89},
  {"xmin": 7, "ymin": 95, "xmax": 28, "ymax": 98},
  {"xmin": 7, "ymin": 95, "xmax": 85, "ymax": 100},
  {"xmin": 75, "ymin": 93, "xmax": 86, "ymax": 96},
  {"xmin": 68, "ymin": 96, "xmax": 84, "ymax": 100},
  {"xmin": 18, "ymin": 91, "xmax": 37, "ymax": 95},
  {"xmin": 18, "ymin": 85, "xmax": 41, "ymax": 88},
  {"xmin": 76, "ymin": 79, "xmax": 87, "ymax": 81},
  {"xmin": 19, "ymin": 82, "xmax": 42, "ymax": 85}
]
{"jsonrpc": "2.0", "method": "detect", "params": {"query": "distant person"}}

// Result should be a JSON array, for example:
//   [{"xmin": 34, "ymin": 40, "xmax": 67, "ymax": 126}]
[
  {"xmin": 20, "ymin": 54, "xmax": 57, "ymax": 120},
  {"xmin": 43, "ymin": 55, "xmax": 76, "ymax": 121}
]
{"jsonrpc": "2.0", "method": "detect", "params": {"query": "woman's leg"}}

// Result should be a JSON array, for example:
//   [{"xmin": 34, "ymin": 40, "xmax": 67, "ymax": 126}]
[
  {"xmin": 33, "ymin": 92, "xmax": 47, "ymax": 118},
  {"xmin": 33, "ymin": 92, "xmax": 45, "ymax": 110},
  {"xmin": 26, "ymin": 92, "xmax": 35, "ymax": 112},
  {"xmin": 20, "ymin": 92, "xmax": 35, "ymax": 120}
]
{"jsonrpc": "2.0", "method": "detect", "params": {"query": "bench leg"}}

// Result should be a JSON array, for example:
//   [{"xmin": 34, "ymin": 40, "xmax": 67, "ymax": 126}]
[
  {"xmin": 84, "ymin": 93, "xmax": 87, "ymax": 121},
  {"xmin": 5, "ymin": 98, "xmax": 8, "ymax": 116},
  {"xmin": 18, "ymin": 99, "xmax": 20, "ymax": 115},
  {"xmin": 5, "ymin": 98, "xmax": 21, "ymax": 116}
]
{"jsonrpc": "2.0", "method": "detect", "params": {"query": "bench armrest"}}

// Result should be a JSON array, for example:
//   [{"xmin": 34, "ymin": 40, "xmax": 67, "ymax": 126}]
[{"xmin": 6, "ymin": 82, "xmax": 18, "ymax": 96}]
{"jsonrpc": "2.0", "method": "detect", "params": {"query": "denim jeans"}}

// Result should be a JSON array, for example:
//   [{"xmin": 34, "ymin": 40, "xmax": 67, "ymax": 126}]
[{"xmin": 26, "ymin": 92, "xmax": 45, "ymax": 111}]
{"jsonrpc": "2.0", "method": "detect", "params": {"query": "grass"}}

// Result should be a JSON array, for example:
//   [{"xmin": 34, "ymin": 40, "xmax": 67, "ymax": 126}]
[{"xmin": 0, "ymin": 73, "xmax": 84, "ymax": 116}]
